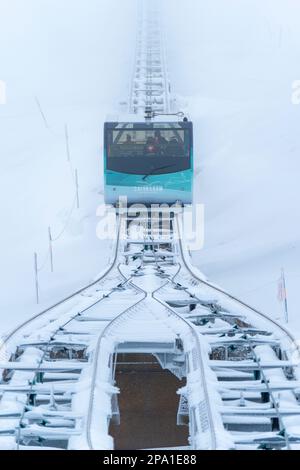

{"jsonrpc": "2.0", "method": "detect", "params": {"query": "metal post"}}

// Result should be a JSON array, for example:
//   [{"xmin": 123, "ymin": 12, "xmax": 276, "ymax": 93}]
[
  {"xmin": 65, "ymin": 124, "xmax": 70, "ymax": 162},
  {"xmin": 35, "ymin": 97, "xmax": 49, "ymax": 129},
  {"xmin": 34, "ymin": 252, "xmax": 39, "ymax": 304},
  {"xmin": 48, "ymin": 226, "xmax": 53, "ymax": 272},
  {"xmin": 75, "ymin": 169, "xmax": 80, "ymax": 209},
  {"xmin": 281, "ymin": 268, "xmax": 289, "ymax": 323}
]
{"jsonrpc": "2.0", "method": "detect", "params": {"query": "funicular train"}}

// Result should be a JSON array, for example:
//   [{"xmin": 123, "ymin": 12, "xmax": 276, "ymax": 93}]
[{"xmin": 104, "ymin": 116, "xmax": 193, "ymax": 206}]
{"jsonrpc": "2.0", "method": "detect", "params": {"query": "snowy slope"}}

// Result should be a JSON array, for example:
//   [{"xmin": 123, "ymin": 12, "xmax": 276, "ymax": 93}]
[
  {"xmin": 0, "ymin": 0, "xmax": 137, "ymax": 333},
  {"xmin": 1, "ymin": 0, "xmax": 299, "ymax": 339},
  {"xmin": 165, "ymin": 0, "xmax": 300, "ymax": 333}
]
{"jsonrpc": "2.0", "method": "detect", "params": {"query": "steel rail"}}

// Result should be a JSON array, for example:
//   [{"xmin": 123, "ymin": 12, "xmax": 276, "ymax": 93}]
[
  {"xmin": 12, "ymin": 216, "xmax": 128, "ymax": 448},
  {"xmin": 149, "ymin": 218, "xmax": 217, "ymax": 449},
  {"xmin": 174, "ymin": 214, "xmax": 300, "ymax": 356},
  {"xmin": 87, "ymin": 215, "xmax": 217, "ymax": 450},
  {"xmin": 12, "ymin": 215, "xmax": 142, "ymax": 449},
  {"xmin": 245, "ymin": 335, "xmax": 291, "ymax": 450},
  {"xmin": 0, "ymin": 215, "xmax": 122, "ymax": 357},
  {"xmin": 86, "ymin": 218, "xmax": 216, "ymax": 450},
  {"xmin": 86, "ymin": 229, "xmax": 148, "ymax": 449},
  {"xmin": 152, "ymin": 283, "xmax": 218, "ymax": 450}
]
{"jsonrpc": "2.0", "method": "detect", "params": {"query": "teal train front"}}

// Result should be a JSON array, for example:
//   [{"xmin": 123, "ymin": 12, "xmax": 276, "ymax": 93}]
[{"xmin": 104, "ymin": 121, "xmax": 193, "ymax": 206}]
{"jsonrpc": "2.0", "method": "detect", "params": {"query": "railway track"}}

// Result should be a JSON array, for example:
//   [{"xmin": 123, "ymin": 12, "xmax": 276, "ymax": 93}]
[
  {"xmin": 1, "ymin": 0, "xmax": 300, "ymax": 452},
  {"xmin": 129, "ymin": 0, "xmax": 172, "ymax": 115},
  {"xmin": 1, "ymin": 211, "xmax": 300, "ymax": 450}
]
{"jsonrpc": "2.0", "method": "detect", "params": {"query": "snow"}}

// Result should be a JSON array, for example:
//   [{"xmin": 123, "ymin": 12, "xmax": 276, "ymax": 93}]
[
  {"xmin": 1, "ymin": 0, "xmax": 300, "ymax": 450},
  {"xmin": 164, "ymin": 0, "xmax": 300, "ymax": 334},
  {"xmin": 255, "ymin": 345, "xmax": 300, "ymax": 438},
  {"xmin": 0, "ymin": 346, "xmax": 43, "ymax": 450},
  {"xmin": 1, "ymin": 0, "xmax": 299, "ymax": 341},
  {"xmin": 0, "ymin": 0, "xmax": 137, "ymax": 334}
]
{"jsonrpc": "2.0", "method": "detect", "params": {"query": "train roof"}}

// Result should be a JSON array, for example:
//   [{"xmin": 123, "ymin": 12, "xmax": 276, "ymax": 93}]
[
  {"xmin": 104, "ymin": 118, "xmax": 192, "ymax": 130},
  {"xmin": 104, "ymin": 112, "xmax": 192, "ymax": 125}
]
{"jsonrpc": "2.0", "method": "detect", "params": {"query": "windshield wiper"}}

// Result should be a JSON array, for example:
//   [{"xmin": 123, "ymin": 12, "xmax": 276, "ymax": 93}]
[{"xmin": 142, "ymin": 164, "xmax": 175, "ymax": 181}]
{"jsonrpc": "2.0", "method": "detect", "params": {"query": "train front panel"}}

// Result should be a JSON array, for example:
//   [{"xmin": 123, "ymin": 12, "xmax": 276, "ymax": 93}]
[{"xmin": 104, "ymin": 121, "xmax": 193, "ymax": 205}]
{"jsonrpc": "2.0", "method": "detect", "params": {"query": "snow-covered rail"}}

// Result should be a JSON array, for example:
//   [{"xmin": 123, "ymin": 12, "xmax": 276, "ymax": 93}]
[
  {"xmin": 84, "ymin": 222, "xmax": 218, "ymax": 450},
  {"xmin": 0, "ymin": 217, "xmax": 123, "ymax": 363},
  {"xmin": 129, "ymin": 0, "xmax": 172, "ymax": 115},
  {"xmin": 175, "ymin": 217, "xmax": 299, "ymax": 352},
  {"xmin": 1, "ymin": 211, "xmax": 300, "ymax": 450},
  {"xmin": 1, "ymin": 0, "xmax": 300, "ymax": 452},
  {"xmin": 0, "ymin": 213, "xmax": 220, "ymax": 450},
  {"xmin": 160, "ymin": 213, "xmax": 300, "ymax": 450}
]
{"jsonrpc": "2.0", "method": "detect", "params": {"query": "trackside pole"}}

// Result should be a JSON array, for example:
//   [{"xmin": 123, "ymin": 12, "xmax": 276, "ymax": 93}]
[
  {"xmin": 282, "ymin": 269, "xmax": 289, "ymax": 323},
  {"xmin": 35, "ymin": 96, "xmax": 49, "ymax": 129},
  {"xmin": 278, "ymin": 268, "xmax": 289, "ymax": 323},
  {"xmin": 65, "ymin": 124, "xmax": 71, "ymax": 162},
  {"xmin": 34, "ymin": 252, "xmax": 39, "ymax": 304},
  {"xmin": 75, "ymin": 169, "xmax": 80, "ymax": 209},
  {"xmin": 48, "ymin": 226, "xmax": 54, "ymax": 273}
]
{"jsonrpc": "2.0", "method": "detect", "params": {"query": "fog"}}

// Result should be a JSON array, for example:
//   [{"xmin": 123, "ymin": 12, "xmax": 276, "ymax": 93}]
[{"xmin": 0, "ymin": 0, "xmax": 299, "ymax": 332}]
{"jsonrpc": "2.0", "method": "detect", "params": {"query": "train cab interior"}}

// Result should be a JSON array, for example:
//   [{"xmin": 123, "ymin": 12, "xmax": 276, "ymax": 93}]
[{"xmin": 105, "ymin": 121, "xmax": 193, "ymax": 176}]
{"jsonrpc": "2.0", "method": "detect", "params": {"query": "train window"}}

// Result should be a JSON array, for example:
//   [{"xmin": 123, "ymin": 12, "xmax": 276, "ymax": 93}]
[
  {"xmin": 105, "ymin": 122, "xmax": 192, "ymax": 175},
  {"xmin": 115, "ymin": 124, "xmax": 134, "ymax": 129},
  {"xmin": 108, "ymin": 128, "xmax": 189, "ymax": 159}
]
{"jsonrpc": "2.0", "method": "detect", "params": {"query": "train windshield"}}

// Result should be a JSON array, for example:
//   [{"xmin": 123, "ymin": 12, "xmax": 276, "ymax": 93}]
[{"xmin": 105, "ymin": 122, "xmax": 192, "ymax": 175}]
